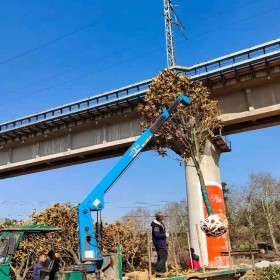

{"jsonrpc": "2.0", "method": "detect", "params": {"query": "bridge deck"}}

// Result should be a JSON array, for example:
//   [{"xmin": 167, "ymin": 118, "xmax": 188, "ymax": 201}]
[{"xmin": 0, "ymin": 38, "xmax": 280, "ymax": 143}]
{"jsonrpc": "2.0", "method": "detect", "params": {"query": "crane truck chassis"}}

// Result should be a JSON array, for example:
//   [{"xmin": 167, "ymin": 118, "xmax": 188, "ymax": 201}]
[{"xmin": 0, "ymin": 225, "xmax": 59, "ymax": 279}]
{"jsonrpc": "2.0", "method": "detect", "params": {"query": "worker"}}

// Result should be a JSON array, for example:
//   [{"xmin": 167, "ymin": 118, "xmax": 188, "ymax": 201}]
[
  {"xmin": 151, "ymin": 212, "xmax": 169, "ymax": 277},
  {"xmin": 48, "ymin": 249, "xmax": 60, "ymax": 280},
  {"xmin": 33, "ymin": 253, "xmax": 51, "ymax": 280},
  {"xmin": 186, "ymin": 248, "xmax": 200, "ymax": 270}
]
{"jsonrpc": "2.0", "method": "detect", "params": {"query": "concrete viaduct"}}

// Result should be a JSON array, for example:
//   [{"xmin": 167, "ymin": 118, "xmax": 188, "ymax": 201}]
[{"xmin": 0, "ymin": 38, "xmax": 279, "ymax": 179}]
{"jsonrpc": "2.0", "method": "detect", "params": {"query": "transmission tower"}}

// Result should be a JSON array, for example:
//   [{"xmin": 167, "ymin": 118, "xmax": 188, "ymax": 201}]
[
  {"xmin": 163, "ymin": 0, "xmax": 176, "ymax": 68},
  {"xmin": 163, "ymin": 0, "xmax": 187, "ymax": 68}
]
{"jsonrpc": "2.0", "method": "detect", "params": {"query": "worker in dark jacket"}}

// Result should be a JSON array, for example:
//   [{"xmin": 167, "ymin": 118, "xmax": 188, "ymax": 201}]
[
  {"xmin": 48, "ymin": 249, "xmax": 60, "ymax": 280},
  {"xmin": 33, "ymin": 253, "xmax": 51, "ymax": 280},
  {"xmin": 151, "ymin": 212, "xmax": 169, "ymax": 277}
]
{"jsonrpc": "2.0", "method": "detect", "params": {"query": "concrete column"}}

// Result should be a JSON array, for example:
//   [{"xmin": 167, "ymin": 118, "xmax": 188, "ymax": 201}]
[
  {"xmin": 186, "ymin": 138, "xmax": 229, "ymax": 268},
  {"xmin": 245, "ymin": 88, "xmax": 255, "ymax": 111},
  {"xmin": 67, "ymin": 133, "xmax": 73, "ymax": 151},
  {"xmin": 7, "ymin": 148, "xmax": 13, "ymax": 164}
]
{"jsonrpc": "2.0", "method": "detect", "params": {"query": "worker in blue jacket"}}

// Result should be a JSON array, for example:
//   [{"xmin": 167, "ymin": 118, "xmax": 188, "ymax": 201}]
[
  {"xmin": 33, "ymin": 254, "xmax": 47, "ymax": 280},
  {"xmin": 151, "ymin": 212, "xmax": 169, "ymax": 277}
]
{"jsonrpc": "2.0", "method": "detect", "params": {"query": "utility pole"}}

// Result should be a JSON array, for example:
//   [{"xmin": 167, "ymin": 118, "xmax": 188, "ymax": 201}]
[
  {"xmin": 163, "ymin": 0, "xmax": 176, "ymax": 68},
  {"xmin": 163, "ymin": 0, "xmax": 187, "ymax": 68}
]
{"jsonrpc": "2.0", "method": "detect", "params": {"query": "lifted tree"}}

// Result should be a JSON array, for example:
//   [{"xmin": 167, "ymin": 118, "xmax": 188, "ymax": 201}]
[{"xmin": 139, "ymin": 69, "xmax": 228, "ymax": 237}]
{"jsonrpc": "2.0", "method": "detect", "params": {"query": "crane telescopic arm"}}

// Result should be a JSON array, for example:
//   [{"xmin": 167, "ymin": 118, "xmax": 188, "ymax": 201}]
[{"xmin": 77, "ymin": 94, "xmax": 190, "ymax": 271}]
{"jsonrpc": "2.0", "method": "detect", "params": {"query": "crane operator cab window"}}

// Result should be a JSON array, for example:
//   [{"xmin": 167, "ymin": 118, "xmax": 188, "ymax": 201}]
[{"xmin": 0, "ymin": 232, "xmax": 20, "ymax": 264}]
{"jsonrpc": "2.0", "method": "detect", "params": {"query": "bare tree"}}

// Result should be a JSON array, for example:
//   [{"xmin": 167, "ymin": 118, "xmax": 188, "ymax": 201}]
[
  {"xmin": 227, "ymin": 185, "xmax": 259, "ymax": 248},
  {"xmin": 163, "ymin": 201, "xmax": 188, "ymax": 234},
  {"xmin": 121, "ymin": 208, "xmax": 151, "ymax": 233},
  {"xmin": 244, "ymin": 192, "xmax": 258, "ymax": 248},
  {"xmin": 247, "ymin": 172, "xmax": 280, "ymax": 254},
  {"xmin": 163, "ymin": 201, "xmax": 189, "ymax": 265}
]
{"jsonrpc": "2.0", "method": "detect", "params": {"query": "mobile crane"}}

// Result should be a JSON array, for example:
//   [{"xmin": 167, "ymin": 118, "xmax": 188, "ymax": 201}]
[
  {"xmin": 77, "ymin": 94, "xmax": 190, "ymax": 274},
  {"xmin": 0, "ymin": 94, "xmax": 190, "ymax": 279}
]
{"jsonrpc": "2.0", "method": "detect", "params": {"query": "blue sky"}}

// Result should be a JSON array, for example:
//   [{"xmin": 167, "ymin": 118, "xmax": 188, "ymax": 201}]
[{"xmin": 0, "ymin": 0, "xmax": 280, "ymax": 222}]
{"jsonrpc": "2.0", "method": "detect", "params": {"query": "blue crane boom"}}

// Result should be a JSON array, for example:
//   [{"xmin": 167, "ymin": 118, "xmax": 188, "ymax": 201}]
[{"xmin": 77, "ymin": 94, "xmax": 190, "ymax": 272}]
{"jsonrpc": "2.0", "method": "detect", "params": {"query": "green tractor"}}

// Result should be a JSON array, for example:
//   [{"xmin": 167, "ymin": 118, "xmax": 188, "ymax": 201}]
[{"xmin": 0, "ymin": 225, "xmax": 59, "ymax": 280}]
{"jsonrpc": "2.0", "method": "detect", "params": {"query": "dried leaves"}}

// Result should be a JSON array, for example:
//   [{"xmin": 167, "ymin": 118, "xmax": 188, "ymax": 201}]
[
  {"xmin": 0, "ymin": 206, "xmax": 148, "ymax": 276},
  {"xmin": 139, "ymin": 69, "xmax": 222, "ymax": 161},
  {"xmin": 102, "ymin": 220, "xmax": 147, "ymax": 271}
]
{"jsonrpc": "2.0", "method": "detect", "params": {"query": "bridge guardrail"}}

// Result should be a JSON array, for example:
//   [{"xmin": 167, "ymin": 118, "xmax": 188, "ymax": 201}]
[
  {"xmin": 0, "ymin": 90, "xmax": 148, "ymax": 134},
  {"xmin": 0, "ymin": 80, "xmax": 151, "ymax": 133},
  {"xmin": 173, "ymin": 38, "xmax": 280, "ymax": 77},
  {"xmin": 1, "ymin": 38, "xmax": 280, "ymax": 133}
]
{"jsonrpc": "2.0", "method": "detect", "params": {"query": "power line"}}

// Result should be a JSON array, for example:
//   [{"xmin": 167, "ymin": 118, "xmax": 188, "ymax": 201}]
[
  {"xmin": 0, "ymin": 0, "xmax": 264, "ymax": 82},
  {"xmin": 0, "ymin": 0, "xmax": 268, "ymax": 84},
  {"xmin": 123, "ymin": 215, "xmax": 186, "ymax": 218},
  {"xmin": 1, "ymin": 4, "xmax": 279, "ymax": 106},
  {"xmin": 0, "ymin": 201, "xmax": 187, "ymax": 218},
  {"xmin": 198, "ymin": 0, "xmax": 264, "ymax": 22},
  {"xmin": 183, "ymin": 5, "xmax": 280, "ymax": 42},
  {"xmin": 0, "ymin": 32, "xmax": 162, "ymax": 98},
  {"xmin": 0, "ymin": 43, "xmax": 94, "ymax": 82},
  {"xmin": 0, "ymin": 46, "xmax": 163, "ymax": 106},
  {"xmin": 0, "ymin": 200, "xmax": 185, "ymax": 205},
  {"xmin": 0, "ymin": 0, "xmax": 142, "ymax": 67}
]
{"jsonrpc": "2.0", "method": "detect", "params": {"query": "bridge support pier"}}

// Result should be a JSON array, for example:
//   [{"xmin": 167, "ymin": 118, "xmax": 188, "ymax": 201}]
[{"xmin": 185, "ymin": 138, "xmax": 229, "ymax": 268}]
